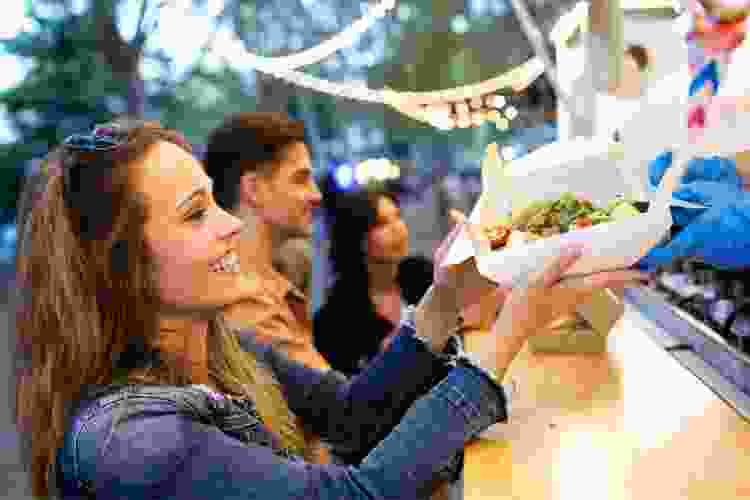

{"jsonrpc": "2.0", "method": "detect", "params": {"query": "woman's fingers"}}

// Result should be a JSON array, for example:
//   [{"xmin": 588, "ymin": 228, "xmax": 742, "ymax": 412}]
[
  {"xmin": 433, "ymin": 214, "xmax": 464, "ymax": 266},
  {"xmin": 559, "ymin": 270, "xmax": 651, "ymax": 295},
  {"xmin": 529, "ymin": 245, "xmax": 584, "ymax": 289},
  {"xmin": 449, "ymin": 209, "xmax": 491, "ymax": 257}
]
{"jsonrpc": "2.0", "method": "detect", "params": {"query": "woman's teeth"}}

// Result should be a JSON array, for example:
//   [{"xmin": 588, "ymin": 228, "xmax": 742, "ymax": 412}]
[{"xmin": 211, "ymin": 252, "xmax": 240, "ymax": 274}]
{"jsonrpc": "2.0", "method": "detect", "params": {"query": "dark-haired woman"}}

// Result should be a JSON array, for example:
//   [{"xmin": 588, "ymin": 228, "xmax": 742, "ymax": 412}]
[
  {"xmin": 315, "ymin": 187, "xmax": 412, "ymax": 376},
  {"xmin": 13, "ymin": 120, "xmax": 647, "ymax": 500}
]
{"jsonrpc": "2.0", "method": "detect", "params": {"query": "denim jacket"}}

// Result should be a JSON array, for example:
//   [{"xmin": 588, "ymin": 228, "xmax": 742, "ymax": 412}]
[{"xmin": 55, "ymin": 321, "xmax": 508, "ymax": 500}]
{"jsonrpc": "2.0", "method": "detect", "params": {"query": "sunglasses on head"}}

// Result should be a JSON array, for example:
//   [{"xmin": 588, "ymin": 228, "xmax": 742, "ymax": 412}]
[{"xmin": 62, "ymin": 123, "xmax": 132, "ymax": 152}]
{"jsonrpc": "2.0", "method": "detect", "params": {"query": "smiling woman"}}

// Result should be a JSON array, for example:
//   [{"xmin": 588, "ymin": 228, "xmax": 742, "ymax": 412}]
[
  {"xmin": 13, "ymin": 118, "xmax": 645, "ymax": 500},
  {"xmin": 13, "ymin": 119, "xmax": 314, "ymax": 496}
]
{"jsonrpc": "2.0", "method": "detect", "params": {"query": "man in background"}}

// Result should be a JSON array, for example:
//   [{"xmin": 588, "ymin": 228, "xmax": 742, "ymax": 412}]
[{"xmin": 203, "ymin": 112, "xmax": 330, "ymax": 371}]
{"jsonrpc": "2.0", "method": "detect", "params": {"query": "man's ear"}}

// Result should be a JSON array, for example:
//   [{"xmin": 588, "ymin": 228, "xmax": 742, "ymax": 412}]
[{"xmin": 239, "ymin": 172, "xmax": 264, "ymax": 208}]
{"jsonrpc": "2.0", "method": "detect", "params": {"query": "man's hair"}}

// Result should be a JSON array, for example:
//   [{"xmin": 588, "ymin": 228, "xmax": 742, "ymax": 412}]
[
  {"xmin": 625, "ymin": 44, "xmax": 650, "ymax": 72},
  {"xmin": 204, "ymin": 112, "xmax": 307, "ymax": 212}
]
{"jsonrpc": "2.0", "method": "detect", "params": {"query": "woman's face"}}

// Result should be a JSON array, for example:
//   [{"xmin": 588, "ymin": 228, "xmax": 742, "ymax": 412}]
[
  {"xmin": 133, "ymin": 141, "xmax": 250, "ymax": 316},
  {"xmin": 366, "ymin": 195, "xmax": 409, "ymax": 262}
]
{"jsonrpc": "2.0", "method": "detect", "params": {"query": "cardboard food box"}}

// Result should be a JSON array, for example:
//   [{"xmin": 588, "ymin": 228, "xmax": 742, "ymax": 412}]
[{"xmin": 528, "ymin": 289, "xmax": 624, "ymax": 354}]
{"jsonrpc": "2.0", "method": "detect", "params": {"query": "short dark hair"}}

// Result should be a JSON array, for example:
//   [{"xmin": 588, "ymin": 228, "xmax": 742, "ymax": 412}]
[
  {"xmin": 204, "ymin": 112, "xmax": 307, "ymax": 211},
  {"xmin": 625, "ymin": 44, "xmax": 650, "ymax": 72}
]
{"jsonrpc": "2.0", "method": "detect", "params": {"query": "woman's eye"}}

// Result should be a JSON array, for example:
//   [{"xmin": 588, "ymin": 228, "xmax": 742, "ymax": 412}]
[{"xmin": 187, "ymin": 209, "xmax": 208, "ymax": 222}]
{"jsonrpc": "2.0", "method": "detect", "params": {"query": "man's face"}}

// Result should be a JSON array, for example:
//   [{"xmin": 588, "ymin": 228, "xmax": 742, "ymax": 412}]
[{"xmin": 250, "ymin": 142, "xmax": 322, "ymax": 240}]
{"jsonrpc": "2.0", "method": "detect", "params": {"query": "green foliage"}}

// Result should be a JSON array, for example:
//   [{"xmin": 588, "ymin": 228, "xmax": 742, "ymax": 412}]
[{"xmin": 0, "ymin": 0, "xmax": 257, "ymax": 220}]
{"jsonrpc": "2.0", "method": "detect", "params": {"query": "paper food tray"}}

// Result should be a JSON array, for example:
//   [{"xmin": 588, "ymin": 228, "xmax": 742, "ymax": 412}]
[{"xmin": 444, "ymin": 139, "xmax": 680, "ymax": 289}]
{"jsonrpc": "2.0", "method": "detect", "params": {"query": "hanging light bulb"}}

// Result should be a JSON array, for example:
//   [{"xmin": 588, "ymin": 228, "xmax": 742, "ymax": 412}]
[
  {"xmin": 486, "ymin": 94, "xmax": 506, "ymax": 109},
  {"xmin": 428, "ymin": 103, "xmax": 453, "ymax": 124},
  {"xmin": 433, "ymin": 114, "xmax": 455, "ymax": 130},
  {"xmin": 355, "ymin": 160, "xmax": 371, "ymax": 185},
  {"xmin": 495, "ymin": 117, "xmax": 510, "ymax": 131},
  {"xmin": 504, "ymin": 106, "xmax": 518, "ymax": 121},
  {"xmin": 456, "ymin": 114, "xmax": 472, "ymax": 128}
]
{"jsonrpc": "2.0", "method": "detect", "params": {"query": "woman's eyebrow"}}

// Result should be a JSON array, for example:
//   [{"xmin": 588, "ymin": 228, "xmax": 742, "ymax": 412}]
[{"xmin": 176, "ymin": 178, "xmax": 214, "ymax": 210}]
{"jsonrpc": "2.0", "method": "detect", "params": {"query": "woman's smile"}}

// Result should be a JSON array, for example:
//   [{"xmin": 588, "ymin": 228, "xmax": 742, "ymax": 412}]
[{"xmin": 210, "ymin": 250, "xmax": 241, "ymax": 274}]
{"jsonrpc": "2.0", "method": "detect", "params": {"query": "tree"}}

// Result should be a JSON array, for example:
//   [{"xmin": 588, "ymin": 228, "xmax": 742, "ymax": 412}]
[{"xmin": 0, "ymin": 0, "xmax": 256, "ymax": 221}]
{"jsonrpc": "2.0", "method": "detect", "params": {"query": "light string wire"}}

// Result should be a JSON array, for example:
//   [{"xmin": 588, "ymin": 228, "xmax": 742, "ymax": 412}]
[
  {"xmin": 236, "ymin": 0, "xmax": 396, "ymax": 72},
  {"xmin": 211, "ymin": 4, "xmax": 546, "ymax": 128}
]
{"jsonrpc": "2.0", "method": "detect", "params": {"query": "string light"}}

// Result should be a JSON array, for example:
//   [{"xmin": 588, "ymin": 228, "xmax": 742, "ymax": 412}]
[
  {"xmin": 245, "ymin": 56, "xmax": 545, "ymax": 129},
  {"xmin": 237, "ymin": 0, "xmax": 396, "ymax": 72},
  {"xmin": 212, "ymin": 0, "xmax": 549, "ymax": 130}
]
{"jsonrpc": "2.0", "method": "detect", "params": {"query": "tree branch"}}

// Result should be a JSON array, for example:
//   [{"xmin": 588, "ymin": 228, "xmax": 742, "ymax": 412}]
[
  {"xmin": 91, "ymin": 0, "xmax": 139, "ymax": 77},
  {"xmin": 132, "ymin": 0, "xmax": 151, "ymax": 51}
]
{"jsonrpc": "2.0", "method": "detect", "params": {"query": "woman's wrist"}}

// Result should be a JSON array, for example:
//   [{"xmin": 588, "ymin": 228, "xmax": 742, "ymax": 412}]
[
  {"xmin": 414, "ymin": 286, "xmax": 460, "ymax": 353},
  {"xmin": 466, "ymin": 321, "xmax": 528, "ymax": 382},
  {"xmin": 492, "ymin": 329, "xmax": 528, "ymax": 380}
]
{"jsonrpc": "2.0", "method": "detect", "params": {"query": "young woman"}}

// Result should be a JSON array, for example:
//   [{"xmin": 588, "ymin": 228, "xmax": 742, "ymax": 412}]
[
  {"xmin": 13, "ymin": 120, "xmax": 648, "ymax": 500},
  {"xmin": 315, "ymin": 186, "xmax": 413, "ymax": 375}
]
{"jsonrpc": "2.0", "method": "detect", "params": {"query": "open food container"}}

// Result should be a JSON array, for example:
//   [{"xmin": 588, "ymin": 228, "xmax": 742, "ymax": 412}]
[
  {"xmin": 442, "ymin": 137, "xmax": 687, "ymax": 353},
  {"xmin": 443, "ymin": 138, "xmax": 678, "ymax": 291}
]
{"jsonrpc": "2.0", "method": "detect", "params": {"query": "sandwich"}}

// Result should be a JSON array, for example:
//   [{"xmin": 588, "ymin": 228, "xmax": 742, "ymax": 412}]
[{"xmin": 483, "ymin": 192, "xmax": 644, "ymax": 250}]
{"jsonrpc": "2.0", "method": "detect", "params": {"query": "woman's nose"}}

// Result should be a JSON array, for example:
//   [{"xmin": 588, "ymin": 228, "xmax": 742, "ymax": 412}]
[{"xmin": 219, "ymin": 209, "xmax": 244, "ymax": 240}]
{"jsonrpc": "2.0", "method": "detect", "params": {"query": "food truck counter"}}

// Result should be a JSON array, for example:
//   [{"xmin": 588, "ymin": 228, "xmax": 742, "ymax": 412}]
[{"xmin": 463, "ymin": 287, "xmax": 750, "ymax": 500}]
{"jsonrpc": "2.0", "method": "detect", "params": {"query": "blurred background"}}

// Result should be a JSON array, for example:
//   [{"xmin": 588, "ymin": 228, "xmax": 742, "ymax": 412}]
[{"xmin": 0, "ymin": 1, "xmax": 575, "ymax": 496}]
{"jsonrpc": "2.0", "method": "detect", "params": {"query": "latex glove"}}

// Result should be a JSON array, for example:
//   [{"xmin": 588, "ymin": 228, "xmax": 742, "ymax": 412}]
[
  {"xmin": 638, "ymin": 181, "xmax": 750, "ymax": 270},
  {"xmin": 648, "ymin": 152, "xmax": 742, "ymax": 192}
]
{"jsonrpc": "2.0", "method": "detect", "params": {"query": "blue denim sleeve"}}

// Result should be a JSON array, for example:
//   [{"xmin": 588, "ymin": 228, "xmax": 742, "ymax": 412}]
[
  {"xmin": 77, "ymin": 365, "xmax": 507, "ymax": 500},
  {"xmin": 238, "ymin": 323, "xmax": 456, "ymax": 459}
]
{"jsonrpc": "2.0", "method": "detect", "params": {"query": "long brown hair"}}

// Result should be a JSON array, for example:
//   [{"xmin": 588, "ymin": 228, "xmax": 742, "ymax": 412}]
[{"xmin": 14, "ymin": 121, "xmax": 308, "ymax": 498}]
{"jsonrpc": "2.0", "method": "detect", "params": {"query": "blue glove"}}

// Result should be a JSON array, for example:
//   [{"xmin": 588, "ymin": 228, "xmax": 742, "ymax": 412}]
[
  {"xmin": 637, "ymin": 181, "xmax": 750, "ymax": 270},
  {"xmin": 648, "ymin": 153, "xmax": 742, "ymax": 192}
]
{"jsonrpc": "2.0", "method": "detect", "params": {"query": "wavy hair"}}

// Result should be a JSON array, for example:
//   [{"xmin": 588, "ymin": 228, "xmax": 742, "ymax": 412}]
[{"xmin": 13, "ymin": 121, "xmax": 308, "ymax": 498}]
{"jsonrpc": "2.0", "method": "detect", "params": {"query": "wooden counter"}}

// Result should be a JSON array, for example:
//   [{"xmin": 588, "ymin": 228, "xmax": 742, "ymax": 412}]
[{"xmin": 463, "ymin": 311, "xmax": 750, "ymax": 500}]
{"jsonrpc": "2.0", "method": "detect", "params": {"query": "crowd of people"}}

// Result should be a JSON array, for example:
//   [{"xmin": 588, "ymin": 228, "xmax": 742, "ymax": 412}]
[{"xmin": 11, "ymin": 106, "xmax": 750, "ymax": 500}]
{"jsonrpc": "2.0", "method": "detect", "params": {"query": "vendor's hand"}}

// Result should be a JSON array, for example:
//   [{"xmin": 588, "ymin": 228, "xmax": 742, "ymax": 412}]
[
  {"xmin": 638, "ymin": 181, "xmax": 750, "ymax": 270},
  {"xmin": 497, "ymin": 245, "xmax": 651, "ymax": 340},
  {"xmin": 648, "ymin": 152, "xmax": 742, "ymax": 192}
]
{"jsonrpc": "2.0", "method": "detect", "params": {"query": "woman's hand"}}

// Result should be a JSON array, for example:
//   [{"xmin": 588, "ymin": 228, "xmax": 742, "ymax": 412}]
[
  {"xmin": 478, "ymin": 245, "xmax": 650, "ymax": 379},
  {"xmin": 431, "ymin": 209, "xmax": 502, "ymax": 311},
  {"xmin": 496, "ymin": 246, "xmax": 650, "ymax": 341},
  {"xmin": 415, "ymin": 209, "xmax": 504, "ymax": 352}
]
